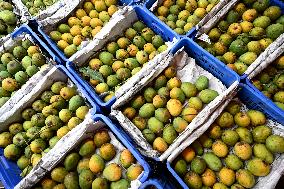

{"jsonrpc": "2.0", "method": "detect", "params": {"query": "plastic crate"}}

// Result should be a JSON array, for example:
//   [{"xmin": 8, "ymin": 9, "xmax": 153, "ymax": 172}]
[
  {"xmin": 241, "ymin": 82, "xmax": 284, "ymax": 125},
  {"xmin": 170, "ymin": 38, "xmax": 240, "ymax": 88},
  {"xmin": 66, "ymin": 5, "xmax": 179, "ymax": 111},
  {"xmin": 166, "ymin": 83, "xmax": 284, "ymax": 188},
  {"xmin": 36, "ymin": 0, "xmax": 136, "ymax": 63},
  {"xmin": 11, "ymin": 24, "xmax": 63, "ymax": 65},
  {"xmin": 189, "ymin": 0, "xmax": 284, "ymax": 80},
  {"xmin": 0, "ymin": 149, "xmax": 21, "ymax": 189},
  {"xmin": 139, "ymin": 178, "xmax": 176, "ymax": 189},
  {"xmin": 0, "ymin": 65, "xmax": 101, "ymax": 189}
]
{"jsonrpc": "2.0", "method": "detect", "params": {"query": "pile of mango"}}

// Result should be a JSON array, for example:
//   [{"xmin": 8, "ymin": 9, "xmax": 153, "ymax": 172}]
[
  {"xmin": 121, "ymin": 66, "xmax": 219, "ymax": 153},
  {"xmin": 0, "ymin": 0, "xmax": 18, "ymax": 37},
  {"xmin": 0, "ymin": 39, "xmax": 48, "ymax": 107},
  {"xmin": 32, "ymin": 129, "xmax": 144, "ymax": 189},
  {"xmin": 21, "ymin": 0, "xmax": 59, "ymax": 15},
  {"xmin": 252, "ymin": 54, "xmax": 284, "ymax": 110},
  {"xmin": 0, "ymin": 81, "xmax": 90, "ymax": 177},
  {"xmin": 197, "ymin": 0, "xmax": 284, "ymax": 75},
  {"xmin": 173, "ymin": 101, "xmax": 284, "ymax": 188},
  {"xmin": 79, "ymin": 21, "xmax": 167, "ymax": 102},
  {"xmin": 154, "ymin": 0, "xmax": 220, "ymax": 34},
  {"xmin": 49, "ymin": 0, "xmax": 119, "ymax": 57}
]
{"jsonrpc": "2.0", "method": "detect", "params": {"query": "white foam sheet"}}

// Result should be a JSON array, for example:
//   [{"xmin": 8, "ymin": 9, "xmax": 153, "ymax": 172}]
[
  {"xmin": 0, "ymin": 66, "xmax": 92, "ymax": 131},
  {"xmin": 0, "ymin": 33, "xmax": 55, "ymax": 119},
  {"xmin": 111, "ymin": 49, "xmax": 239, "ymax": 161},
  {"xmin": 15, "ymin": 115, "xmax": 144, "ymax": 189},
  {"xmin": 69, "ymin": 6, "xmax": 178, "ymax": 101},
  {"xmin": 168, "ymin": 99, "xmax": 284, "ymax": 189}
]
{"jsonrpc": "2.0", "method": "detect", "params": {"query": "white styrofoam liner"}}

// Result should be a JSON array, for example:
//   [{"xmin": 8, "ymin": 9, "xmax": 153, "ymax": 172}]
[{"xmin": 111, "ymin": 49, "xmax": 238, "ymax": 161}]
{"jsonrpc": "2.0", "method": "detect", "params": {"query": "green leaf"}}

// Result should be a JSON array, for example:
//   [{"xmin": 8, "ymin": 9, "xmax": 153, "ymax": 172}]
[{"xmin": 79, "ymin": 67, "xmax": 104, "ymax": 82}]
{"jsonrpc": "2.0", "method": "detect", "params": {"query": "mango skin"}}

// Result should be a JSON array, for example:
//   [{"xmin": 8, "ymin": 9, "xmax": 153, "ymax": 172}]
[
  {"xmin": 247, "ymin": 158, "xmax": 271, "ymax": 177},
  {"xmin": 253, "ymin": 143, "xmax": 274, "ymax": 164},
  {"xmin": 203, "ymin": 152, "xmax": 222, "ymax": 171},
  {"xmin": 266, "ymin": 135, "xmax": 284, "ymax": 153},
  {"xmin": 236, "ymin": 169, "xmax": 255, "ymax": 189}
]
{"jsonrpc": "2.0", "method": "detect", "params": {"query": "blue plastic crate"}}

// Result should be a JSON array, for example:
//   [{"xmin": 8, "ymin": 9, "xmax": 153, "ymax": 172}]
[
  {"xmin": 37, "ymin": 0, "xmax": 136, "ymax": 63},
  {"xmin": 11, "ymin": 24, "xmax": 63, "ymax": 65},
  {"xmin": 139, "ymin": 178, "xmax": 176, "ymax": 189},
  {"xmin": 67, "ymin": 5, "xmax": 179, "ymax": 111},
  {"xmin": 167, "ymin": 83, "xmax": 284, "ymax": 189},
  {"xmin": 0, "ymin": 149, "xmax": 21, "ymax": 189},
  {"xmin": 189, "ymin": 0, "xmax": 284, "ymax": 80},
  {"xmin": 0, "ymin": 65, "xmax": 101, "ymax": 189},
  {"xmin": 92, "ymin": 114, "xmax": 151, "ymax": 184},
  {"xmin": 240, "ymin": 82, "xmax": 284, "ymax": 125},
  {"xmin": 170, "ymin": 38, "xmax": 240, "ymax": 88}
]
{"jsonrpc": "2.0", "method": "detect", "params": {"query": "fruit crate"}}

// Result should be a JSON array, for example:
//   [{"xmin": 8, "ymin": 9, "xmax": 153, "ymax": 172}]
[
  {"xmin": 15, "ymin": 114, "xmax": 150, "ymax": 188},
  {"xmin": 110, "ymin": 38, "xmax": 239, "ymax": 161},
  {"xmin": 0, "ymin": 65, "xmax": 101, "ymax": 189},
  {"xmin": 0, "ymin": 24, "xmax": 63, "ymax": 117},
  {"xmin": 35, "ymin": 0, "xmax": 135, "ymax": 63},
  {"xmin": 139, "ymin": 178, "xmax": 175, "ymax": 189},
  {"xmin": 166, "ymin": 83, "xmax": 284, "ymax": 189},
  {"xmin": 245, "ymin": 81, "xmax": 284, "ymax": 124},
  {"xmin": 144, "ymin": 0, "xmax": 226, "ymax": 37},
  {"xmin": 189, "ymin": 0, "xmax": 284, "ymax": 80},
  {"xmin": 239, "ymin": 83, "xmax": 284, "ymax": 124},
  {"xmin": 244, "ymin": 43, "xmax": 284, "ymax": 126},
  {"xmin": 66, "ymin": 5, "xmax": 179, "ymax": 111},
  {"xmin": 0, "ymin": 148, "xmax": 21, "ymax": 189}
]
